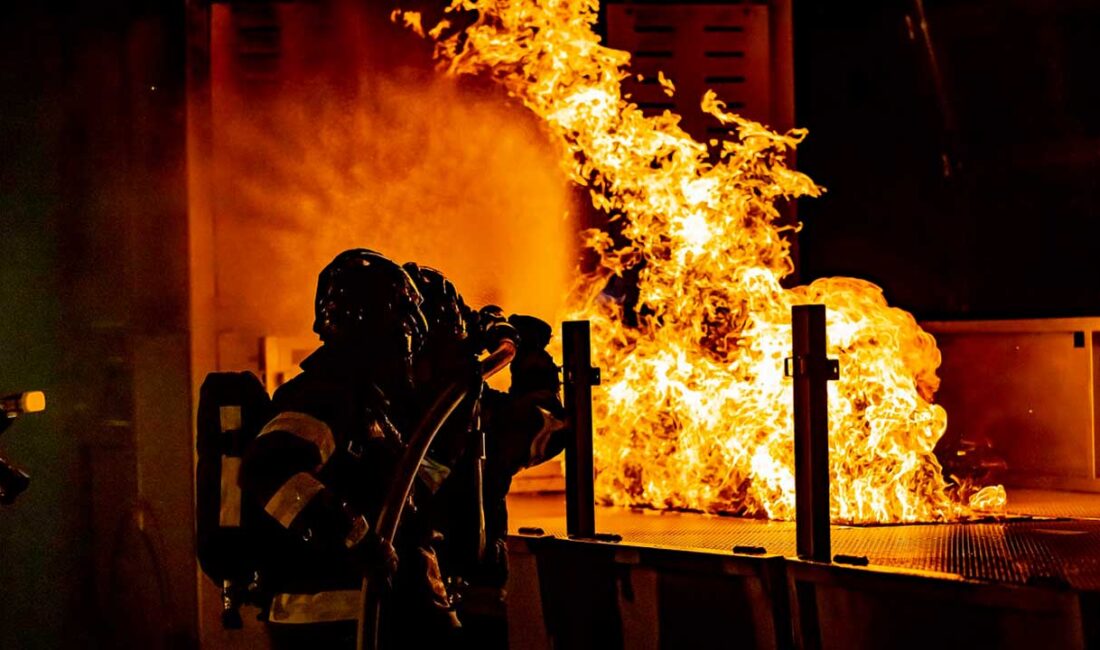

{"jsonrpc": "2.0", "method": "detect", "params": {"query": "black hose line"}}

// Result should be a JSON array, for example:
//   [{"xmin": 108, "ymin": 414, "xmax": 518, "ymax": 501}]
[{"xmin": 357, "ymin": 340, "xmax": 517, "ymax": 650}]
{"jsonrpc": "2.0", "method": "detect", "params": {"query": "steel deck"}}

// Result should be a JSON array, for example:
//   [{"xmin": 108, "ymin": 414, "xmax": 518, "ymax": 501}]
[{"xmin": 508, "ymin": 489, "xmax": 1100, "ymax": 591}]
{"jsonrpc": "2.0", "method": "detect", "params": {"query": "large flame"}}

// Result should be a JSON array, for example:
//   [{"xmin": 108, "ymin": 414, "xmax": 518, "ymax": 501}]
[{"xmin": 401, "ymin": 0, "xmax": 1005, "ymax": 523}]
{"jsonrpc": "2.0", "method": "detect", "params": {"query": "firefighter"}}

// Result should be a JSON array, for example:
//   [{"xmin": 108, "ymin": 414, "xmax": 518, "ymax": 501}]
[
  {"xmin": 240, "ymin": 249, "xmax": 462, "ymax": 649},
  {"xmin": 481, "ymin": 312, "xmax": 569, "ymax": 579},
  {"xmin": 403, "ymin": 264, "xmax": 569, "ymax": 645},
  {"xmin": 400, "ymin": 262, "xmax": 508, "ymax": 582}
]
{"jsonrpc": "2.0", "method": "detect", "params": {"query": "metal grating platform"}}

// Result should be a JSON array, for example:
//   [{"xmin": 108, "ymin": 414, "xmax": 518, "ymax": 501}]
[
  {"xmin": 508, "ymin": 490, "xmax": 1100, "ymax": 592},
  {"xmin": 1006, "ymin": 488, "xmax": 1100, "ymax": 520}
]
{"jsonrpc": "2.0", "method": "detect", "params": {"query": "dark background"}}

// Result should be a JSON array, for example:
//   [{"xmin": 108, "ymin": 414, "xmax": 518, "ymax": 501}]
[
  {"xmin": 794, "ymin": 0, "xmax": 1100, "ymax": 319},
  {"xmin": 1, "ymin": 1, "xmax": 191, "ymax": 648}
]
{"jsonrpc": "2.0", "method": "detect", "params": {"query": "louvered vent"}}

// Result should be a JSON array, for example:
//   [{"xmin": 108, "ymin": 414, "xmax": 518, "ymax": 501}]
[
  {"xmin": 231, "ymin": 4, "xmax": 281, "ymax": 84},
  {"xmin": 606, "ymin": 3, "xmax": 773, "ymax": 141}
]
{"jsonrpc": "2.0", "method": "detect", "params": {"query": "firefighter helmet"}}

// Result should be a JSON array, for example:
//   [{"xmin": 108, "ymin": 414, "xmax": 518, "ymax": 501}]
[
  {"xmin": 402, "ymin": 262, "xmax": 470, "ymax": 344},
  {"xmin": 313, "ymin": 249, "xmax": 429, "ymax": 360}
]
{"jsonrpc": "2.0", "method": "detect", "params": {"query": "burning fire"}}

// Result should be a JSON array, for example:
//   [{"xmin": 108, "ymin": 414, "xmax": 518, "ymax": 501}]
[{"xmin": 399, "ymin": 0, "xmax": 1005, "ymax": 523}]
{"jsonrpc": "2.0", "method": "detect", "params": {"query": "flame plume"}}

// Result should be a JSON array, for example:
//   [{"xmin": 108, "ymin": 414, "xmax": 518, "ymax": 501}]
[{"xmin": 401, "ymin": 0, "xmax": 1005, "ymax": 523}]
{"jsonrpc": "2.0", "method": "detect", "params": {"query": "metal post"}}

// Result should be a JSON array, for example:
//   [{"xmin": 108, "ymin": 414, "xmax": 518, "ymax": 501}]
[
  {"xmin": 563, "ymin": 320, "xmax": 597, "ymax": 539},
  {"xmin": 786, "ymin": 305, "xmax": 838, "ymax": 562}
]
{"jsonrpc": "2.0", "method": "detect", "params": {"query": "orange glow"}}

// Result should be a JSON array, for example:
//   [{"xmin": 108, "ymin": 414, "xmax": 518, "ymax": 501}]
[
  {"xmin": 402, "ymin": 0, "xmax": 1006, "ymax": 523},
  {"xmin": 207, "ymin": 3, "xmax": 574, "ymax": 340},
  {"xmin": 21, "ymin": 391, "xmax": 45, "ymax": 414}
]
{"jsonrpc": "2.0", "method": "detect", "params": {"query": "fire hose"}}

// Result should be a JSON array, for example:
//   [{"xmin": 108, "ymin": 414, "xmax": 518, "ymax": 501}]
[{"xmin": 356, "ymin": 339, "xmax": 517, "ymax": 650}]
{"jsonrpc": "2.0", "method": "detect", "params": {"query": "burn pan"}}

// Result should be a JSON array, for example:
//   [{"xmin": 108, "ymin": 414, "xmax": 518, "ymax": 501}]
[{"xmin": 508, "ymin": 490, "xmax": 1100, "ymax": 591}]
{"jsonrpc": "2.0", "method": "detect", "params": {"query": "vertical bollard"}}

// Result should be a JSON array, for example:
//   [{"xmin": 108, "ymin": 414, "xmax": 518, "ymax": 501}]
[
  {"xmin": 787, "ymin": 305, "xmax": 838, "ymax": 562},
  {"xmin": 563, "ymin": 320, "xmax": 597, "ymax": 539}
]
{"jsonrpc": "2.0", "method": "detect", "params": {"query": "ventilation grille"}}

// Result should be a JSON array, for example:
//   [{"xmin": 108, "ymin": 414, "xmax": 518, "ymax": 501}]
[
  {"xmin": 606, "ymin": 3, "xmax": 773, "ymax": 141},
  {"xmin": 231, "ymin": 4, "xmax": 281, "ymax": 83}
]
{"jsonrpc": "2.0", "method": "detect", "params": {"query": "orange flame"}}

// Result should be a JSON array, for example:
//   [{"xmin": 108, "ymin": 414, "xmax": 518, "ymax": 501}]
[{"xmin": 402, "ymin": 0, "xmax": 1006, "ymax": 523}]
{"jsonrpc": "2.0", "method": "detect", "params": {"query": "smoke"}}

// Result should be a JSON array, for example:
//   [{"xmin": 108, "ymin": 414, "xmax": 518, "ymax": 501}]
[{"xmin": 209, "ymin": 4, "xmax": 575, "ymax": 338}]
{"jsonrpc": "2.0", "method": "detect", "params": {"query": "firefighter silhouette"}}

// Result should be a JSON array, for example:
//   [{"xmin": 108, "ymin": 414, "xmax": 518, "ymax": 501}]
[{"xmin": 226, "ymin": 249, "xmax": 567, "ymax": 649}]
